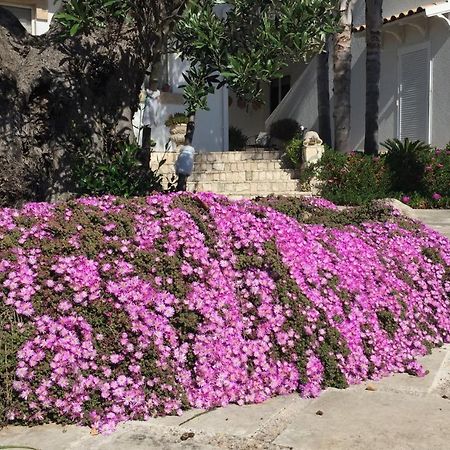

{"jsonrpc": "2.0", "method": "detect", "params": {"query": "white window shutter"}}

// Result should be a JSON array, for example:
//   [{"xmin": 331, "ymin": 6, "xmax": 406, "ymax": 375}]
[{"xmin": 399, "ymin": 48, "xmax": 430, "ymax": 142}]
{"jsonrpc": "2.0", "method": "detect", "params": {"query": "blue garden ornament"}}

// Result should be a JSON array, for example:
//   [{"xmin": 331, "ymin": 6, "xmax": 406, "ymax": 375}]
[
  {"xmin": 175, "ymin": 145, "xmax": 195, "ymax": 176},
  {"xmin": 175, "ymin": 145, "xmax": 195, "ymax": 192}
]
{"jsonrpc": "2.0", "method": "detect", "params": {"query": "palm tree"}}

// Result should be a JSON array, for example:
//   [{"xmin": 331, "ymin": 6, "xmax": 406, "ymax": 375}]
[
  {"xmin": 317, "ymin": 39, "xmax": 332, "ymax": 147},
  {"xmin": 333, "ymin": 0, "xmax": 357, "ymax": 152},
  {"xmin": 364, "ymin": 0, "xmax": 383, "ymax": 155}
]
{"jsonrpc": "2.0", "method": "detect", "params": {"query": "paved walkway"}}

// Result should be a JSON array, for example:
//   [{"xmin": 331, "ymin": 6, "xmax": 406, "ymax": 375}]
[
  {"xmin": 412, "ymin": 210, "xmax": 450, "ymax": 239},
  {"xmin": 386, "ymin": 200, "xmax": 450, "ymax": 238},
  {"xmin": 1, "ymin": 203, "xmax": 449, "ymax": 450}
]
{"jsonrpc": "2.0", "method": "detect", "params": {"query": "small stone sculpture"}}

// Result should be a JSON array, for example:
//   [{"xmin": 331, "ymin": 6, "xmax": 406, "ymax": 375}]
[{"xmin": 303, "ymin": 131, "xmax": 323, "ymax": 146}]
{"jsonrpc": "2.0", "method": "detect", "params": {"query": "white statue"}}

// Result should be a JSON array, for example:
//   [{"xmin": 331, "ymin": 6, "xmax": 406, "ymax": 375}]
[{"xmin": 303, "ymin": 131, "xmax": 323, "ymax": 146}]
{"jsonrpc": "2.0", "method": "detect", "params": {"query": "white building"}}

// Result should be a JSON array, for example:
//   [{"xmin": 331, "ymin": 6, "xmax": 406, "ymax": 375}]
[
  {"xmin": 268, "ymin": 0, "xmax": 450, "ymax": 150},
  {"xmin": 3, "ymin": 0, "xmax": 450, "ymax": 151},
  {"xmin": 0, "ymin": 0, "xmax": 58, "ymax": 35}
]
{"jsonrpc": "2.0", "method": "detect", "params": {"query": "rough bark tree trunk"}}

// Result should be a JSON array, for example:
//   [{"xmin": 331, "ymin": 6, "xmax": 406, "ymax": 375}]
[
  {"xmin": 317, "ymin": 39, "xmax": 332, "ymax": 148},
  {"xmin": 333, "ymin": 0, "xmax": 357, "ymax": 152},
  {"xmin": 0, "ymin": 1, "xmax": 185, "ymax": 206},
  {"xmin": 184, "ymin": 114, "xmax": 196, "ymax": 146},
  {"xmin": 364, "ymin": 0, "xmax": 383, "ymax": 155}
]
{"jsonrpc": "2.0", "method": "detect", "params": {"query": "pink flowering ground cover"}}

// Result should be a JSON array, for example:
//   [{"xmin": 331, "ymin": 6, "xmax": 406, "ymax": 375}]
[{"xmin": 0, "ymin": 193, "xmax": 449, "ymax": 433}]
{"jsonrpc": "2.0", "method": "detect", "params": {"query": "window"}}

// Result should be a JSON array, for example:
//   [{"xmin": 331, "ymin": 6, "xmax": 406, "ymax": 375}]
[
  {"xmin": 1, "ymin": 4, "xmax": 33, "ymax": 33},
  {"xmin": 270, "ymin": 75, "xmax": 291, "ymax": 113},
  {"xmin": 398, "ymin": 46, "xmax": 430, "ymax": 143}
]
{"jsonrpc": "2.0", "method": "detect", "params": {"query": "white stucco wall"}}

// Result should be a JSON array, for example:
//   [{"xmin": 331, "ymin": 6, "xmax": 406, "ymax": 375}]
[
  {"xmin": 267, "ymin": 59, "xmax": 319, "ymax": 133},
  {"xmin": 35, "ymin": 0, "xmax": 60, "ymax": 34},
  {"xmin": 134, "ymin": 53, "xmax": 229, "ymax": 152},
  {"xmin": 349, "ymin": 15, "xmax": 450, "ymax": 149},
  {"xmin": 266, "ymin": 9, "xmax": 450, "ymax": 151},
  {"xmin": 429, "ymin": 17, "xmax": 450, "ymax": 148},
  {"xmin": 228, "ymin": 85, "xmax": 271, "ymax": 140}
]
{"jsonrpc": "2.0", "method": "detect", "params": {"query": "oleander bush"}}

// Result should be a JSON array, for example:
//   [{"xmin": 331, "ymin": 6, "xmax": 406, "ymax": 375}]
[
  {"xmin": 1, "ymin": 193, "xmax": 449, "ymax": 433},
  {"xmin": 304, "ymin": 149, "xmax": 391, "ymax": 205},
  {"xmin": 285, "ymin": 135, "xmax": 304, "ymax": 168},
  {"xmin": 304, "ymin": 142, "xmax": 450, "ymax": 208}
]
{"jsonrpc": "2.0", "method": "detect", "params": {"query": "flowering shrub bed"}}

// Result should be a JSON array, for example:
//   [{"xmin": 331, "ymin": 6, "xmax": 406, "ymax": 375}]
[
  {"xmin": 1, "ymin": 193, "xmax": 449, "ymax": 433},
  {"xmin": 302, "ymin": 143, "xmax": 450, "ymax": 208}
]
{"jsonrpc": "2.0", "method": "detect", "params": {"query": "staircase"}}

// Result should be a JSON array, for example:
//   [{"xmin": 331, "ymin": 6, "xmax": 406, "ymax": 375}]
[{"xmin": 150, "ymin": 150, "xmax": 309, "ymax": 199}]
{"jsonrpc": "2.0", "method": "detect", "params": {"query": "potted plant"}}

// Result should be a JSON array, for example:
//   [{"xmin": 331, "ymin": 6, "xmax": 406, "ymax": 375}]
[{"xmin": 165, "ymin": 113, "xmax": 189, "ymax": 149}]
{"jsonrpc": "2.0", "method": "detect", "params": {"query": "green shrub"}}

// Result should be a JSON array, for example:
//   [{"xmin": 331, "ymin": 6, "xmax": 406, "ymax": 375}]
[
  {"xmin": 285, "ymin": 136, "xmax": 304, "ymax": 167},
  {"xmin": 306, "ymin": 149, "xmax": 391, "ymax": 206},
  {"xmin": 382, "ymin": 139, "xmax": 432, "ymax": 194},
  {"xmin": 270, "ymin": 118, "xmax": 300, "ymax": 142},
  {"xmin": 229, "ymin": 126, "xmax": 248, "ymax": 151},
  {"xmin": 74, "ymin": 142, "xmax": 164, "ymax": 197},
  {"xmin": 165, "ymin": 113, "xmax": 190, "ymax": 127},
  {"xmin": 303, "ymin": 139, "xmax": 450, "ymax": 208},
  {"xmin": 382, "ymin": 139, "xmax": 449, "ymax": 208},
  {"xmin": 423, "ymin": 148, "xmax": 450, "ymax": 199}
]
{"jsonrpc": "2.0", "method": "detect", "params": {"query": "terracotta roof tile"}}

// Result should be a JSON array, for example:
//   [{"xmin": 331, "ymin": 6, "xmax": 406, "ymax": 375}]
[{"xmin": 353, "ymin": 2, "xmax": 448, "ymax": 32}]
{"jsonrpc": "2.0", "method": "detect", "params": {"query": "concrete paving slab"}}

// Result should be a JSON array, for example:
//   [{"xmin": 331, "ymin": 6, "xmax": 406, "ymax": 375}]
[
  {"xmin": 402, "ymin": 209, "xmax": 450, "ymax": 238},
  {"xmin": 274, "ymin": 388, "xmax": 450, "ymax": 450},
  {"xmin": 180, "ymin": 394, "xmax": 310, "ymax": 438},
  {"xmin": 0, "ymin": 424, "xmax": 90, "ymax": 450},
  {"xmin": 152, "ymin": 408, "xmax": 206, "ymax": 427},
  {"xmin": 364, "ymin": 345, "xmax": 450, "ymax": 396}
]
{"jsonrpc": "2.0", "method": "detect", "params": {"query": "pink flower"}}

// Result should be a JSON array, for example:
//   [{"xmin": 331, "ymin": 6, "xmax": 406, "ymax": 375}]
[
  {"xmin": 432, "ymin": 193, "xmax": 442, "ymax": 201},
  {"xmin": 401, "ymin": 196, "xmax": 411, "ymax": 204},
  {"xmin": 2, "ymin": 192, "xmax": 450, "ymax": 434}
]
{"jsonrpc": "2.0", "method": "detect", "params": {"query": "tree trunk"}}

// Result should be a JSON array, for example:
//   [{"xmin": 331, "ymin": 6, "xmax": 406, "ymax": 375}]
[
  {"xmin": 317, "ymin": 39, "xmax": 332, "ymax": 148},
  {"xmin": 184, "ymin": 114, "xmax": 196, "ymax": 146},
  {"xmin": 333, "ymin": 0, "xmax": 356, "ymax": 152},
  {"xmin": 364, "ymin": 0, "xmax": 383, "ymax": 155},
  {"xmin": 0, "ymin": 2, "xmax": 185, "ymax": 206}
]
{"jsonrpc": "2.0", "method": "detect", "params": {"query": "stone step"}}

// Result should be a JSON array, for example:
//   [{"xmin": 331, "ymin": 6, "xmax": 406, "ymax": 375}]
[
  {"xmin": 188, "ymin": 169, "xmax": 299, "ymax": 183},
  {"xmin": 186, "ymin": 180, "xmax": 302, "ymax": 195},
  {"xmin": 154, "ymin": 160, "xmax": 290, "ymax": 174},
  {"xmin": 227, "ymin": 191, "xmax": 311, "ymax": 200},
  {"xmin": 150, "ymin": 150, "xmax": 285, "ymax": 165}
]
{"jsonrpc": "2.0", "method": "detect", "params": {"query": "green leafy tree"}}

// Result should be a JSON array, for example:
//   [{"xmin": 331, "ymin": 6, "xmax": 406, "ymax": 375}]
[
  {"xmin": 173, "ymin": 0, "xmax": 339, "ymax": 145},
  {"xmin": 0, "ymin": 0, "xmax": 338, "ymax": 204}
]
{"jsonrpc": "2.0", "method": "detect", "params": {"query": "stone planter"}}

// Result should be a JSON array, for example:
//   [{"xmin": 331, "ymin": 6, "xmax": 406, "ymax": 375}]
[{"xmin": 169, "ymin": 123, "xmax": 187, "ymax": 150}]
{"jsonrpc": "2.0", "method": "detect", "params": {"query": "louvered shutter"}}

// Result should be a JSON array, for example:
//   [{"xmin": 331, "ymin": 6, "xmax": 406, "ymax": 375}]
[{"xmin": 399, "ymin": 48, "xmax": 430, "ymax": 142}]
